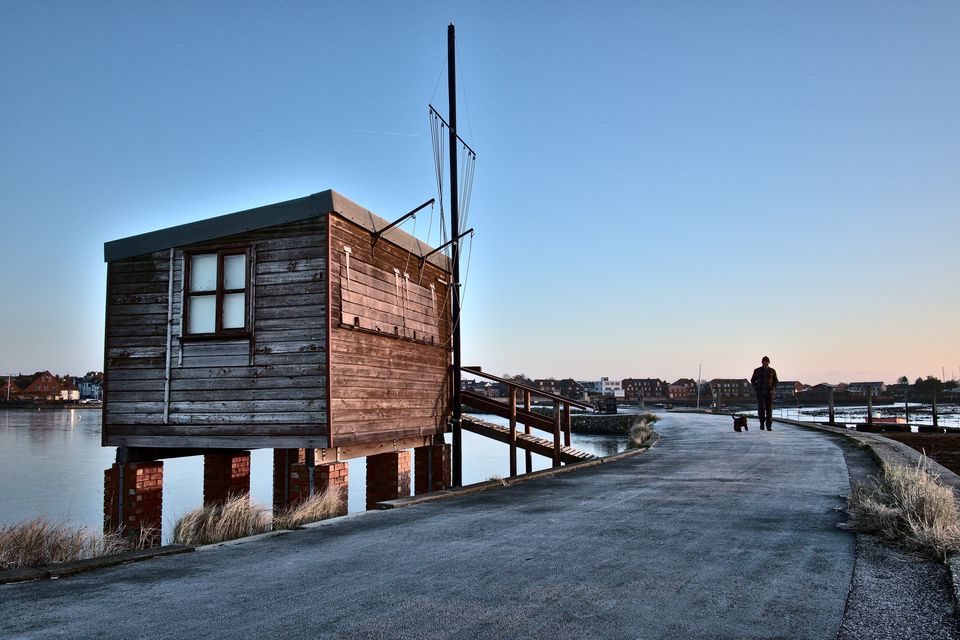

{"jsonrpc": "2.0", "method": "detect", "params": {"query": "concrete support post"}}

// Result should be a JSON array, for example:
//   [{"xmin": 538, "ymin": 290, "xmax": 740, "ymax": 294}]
[
  {"xmin": 203, "ymin": 451, "xmax": 251, "ymax": 506},
  {"xmin": 366, "ymin": 451, "xmax": 411, "ymax": 509},
  {"xmin": 414, "ymin": 444, "xmax": 452, "ymax": 494},
  {"xmin": 103, "ymin": 461, "xmax": 163, "ymax": 547}
]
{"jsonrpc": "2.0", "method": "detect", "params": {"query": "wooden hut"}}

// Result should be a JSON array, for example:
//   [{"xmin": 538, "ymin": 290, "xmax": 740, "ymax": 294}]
[{"xmin": 102, "ymin": 190, "xmax": 453, "ymax": 456}]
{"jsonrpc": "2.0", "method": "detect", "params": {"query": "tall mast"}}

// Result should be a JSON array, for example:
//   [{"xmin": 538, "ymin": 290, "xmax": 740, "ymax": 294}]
[{"xmin": 448, "ymin": 23, "xmax": 463, "ymax": 487}]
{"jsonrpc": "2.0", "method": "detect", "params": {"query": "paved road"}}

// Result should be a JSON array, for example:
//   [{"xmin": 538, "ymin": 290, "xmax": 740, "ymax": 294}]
[{"xmin": 1, "ymin": 414, "xmax": 855, "ymax": 639}]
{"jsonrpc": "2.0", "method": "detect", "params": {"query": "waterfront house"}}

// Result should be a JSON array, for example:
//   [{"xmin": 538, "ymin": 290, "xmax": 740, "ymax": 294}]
[
  {"xmin": 9, "ymin": 371, "xmax": 79, "ymax": 401},
  {"xmin": 775, "ymin": 381, "xmax": 804, "ymax": 402},
  {"xmin": 669, "ymin": 378, "xmax": 697, "ymax": 401},
  {"xmin": 622, "ymin": 378, "xmax": 668, "ymax": 401},
  {"xmin": 847, "ymin": 382, "xmax": 885, "ymax": 397},
  {"xmin": 102, "ymin": 190, "xmax": 453, "ymax": 451},
  {"xmin": 709, "ymin": 378, "xmax": 753, "ymax": 403},
  {"xmin": 598, "ymin": 377, "xmax": 624, "ymax": 398},
  {"xmin": 0, "ymin": 378, "xmax": 22, "ymax": 400}
]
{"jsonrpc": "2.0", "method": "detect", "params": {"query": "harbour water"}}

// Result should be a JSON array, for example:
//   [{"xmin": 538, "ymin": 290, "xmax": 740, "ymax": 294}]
[{"xmin": 0, "ymin": 409, "xmax": 629, "ymax": 543}]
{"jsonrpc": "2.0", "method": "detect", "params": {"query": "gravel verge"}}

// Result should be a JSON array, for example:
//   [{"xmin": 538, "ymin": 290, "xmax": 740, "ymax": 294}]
[{"xmin": 788, "ymin": 424, "xmax": 960, "ymax": 638}]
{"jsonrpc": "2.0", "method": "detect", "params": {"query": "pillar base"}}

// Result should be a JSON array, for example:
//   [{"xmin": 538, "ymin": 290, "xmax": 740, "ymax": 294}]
[
  {"xmin": 273, "ymin": 449, "xmax": 349, "ymax": 517},
  {"xmin": 415, "ymin": 444, "xmax": 451, "ymax": 494},
  {"xmin": 203, "ymin": 451, "xmax": 251, "ymax": 506},
  {"xmin": 104, "ymin": 461, "xmax": 163, "ymax": 548},
  {"xmin": 366, "ymin": 451, "xmax": 411, "ymax": 509}
]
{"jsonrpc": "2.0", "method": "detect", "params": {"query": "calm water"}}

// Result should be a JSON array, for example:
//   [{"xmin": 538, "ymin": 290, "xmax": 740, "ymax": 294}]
[{"xmin": 0, "ymin": 409, "xmax": 629, "ymax": 543}]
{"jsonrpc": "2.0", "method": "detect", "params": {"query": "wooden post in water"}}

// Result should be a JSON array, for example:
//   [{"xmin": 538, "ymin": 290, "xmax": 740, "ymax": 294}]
[
  {"xmin": 904, "ymin": 388, "xmax": 909, "ymax": 424},
  {"xmin": 866, "ymin": 387, "xmax": 873, "ymax": 424},
  {"xmin": 524, "ymin": 390, "xmax": 532, "ymax": 473},
  {"xmin": 933, "ymin": 392, "xmax": 939, "ymax": 427},
  {"xmin": 509, "ymin": 386, "xmax": 518, "ymax": 477},
  {"xmin": 563, "ymin": 402, "xmax": 571, "ymax": 447},
  {"xmin": 552, "ymin": 399, "xmax": 562, "ymax": 468},
  {"xmin": 828, "ymin": 387, "xmax": 835, "ymax": 425}
]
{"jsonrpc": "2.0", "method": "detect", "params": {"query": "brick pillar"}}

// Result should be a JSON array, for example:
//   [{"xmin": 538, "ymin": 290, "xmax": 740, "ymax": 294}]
[
  {"xmin": 273, "ymin": 448, "xmax": 309, "ymax": 512},
  {"xmin": 273, "ymin": 449, "xmax": 350, "ymax": 517},
  {"xmin": 415, "ymin": 444, "xmax": 452, "ymax": 494},
  {"xmin": 203, "ymin": 451, "xmax": 251, "ymax": 506},
  {"xmin": 104, "ymin": 461, "xmax": 163, "ymax": 548},
  {"xmin": 315, "ymin": 461, "xmax": 349, "ymax": 517},
  {"xmin": 366, "ymin": 451, "xmax": 411, "ymax": 509}
]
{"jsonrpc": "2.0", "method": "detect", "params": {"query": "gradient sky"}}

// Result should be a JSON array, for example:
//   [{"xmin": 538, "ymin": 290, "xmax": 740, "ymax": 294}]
[{"xmin": 1, "ymin": 1, "xmax": 957, "ymax": 385}]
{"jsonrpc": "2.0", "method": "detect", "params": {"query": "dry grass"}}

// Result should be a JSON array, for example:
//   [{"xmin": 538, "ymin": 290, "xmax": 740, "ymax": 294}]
[
  {"xmin": 273, "ymin": 487, "xmax": 342, "ymax": 529},
  {"xmin": 0, "ymin": 517, "xmax": 134, "ymax": 571},
  {"xmin": 172, "ymin": 493, "xmax": 271, "ymax": 546},
  {"xmin": 173, "ymin": 488, "xmax": 344, "ymax": 545},
  {"xmin": 627, "ymin": 413, "xmax": 659, "ymax": 449},
  {"xmin": 841, "ymin": 457, "xmax": 960, "ymax": 561}
]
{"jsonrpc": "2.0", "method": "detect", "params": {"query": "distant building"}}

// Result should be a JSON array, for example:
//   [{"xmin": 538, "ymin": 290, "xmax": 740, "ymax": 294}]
[
  {"xmin": 847, "ymin": 382, "xmax": 885, "ymax": 396},
  {"xmin": 75, "ymin": 371, "xmax": 103, "ymax": 400},
  {"xmin": 0, "ymin": 377, "xmax": 22, "ymax": 401},
  {"xmin": 622, "ymin": 378, "xmax": 668, "ymax": 401},
  {"xmin": 709, "ymin": 378, "xmax": 753, "ymax": 402},
  {"xmin": 669, "ymin": 378, "xmax": 697, "ymax": 401},
  {"xmin": 6, "ymin": 371, "xmax": 79, "ymax": 401},
  {"xmin": 559, "ymin": 379, "xmax": 588, "ymax": 401},
  {"xmin": 534, "ymin": 379, "xmax": 561, "ymax": 395},
  {"xmin": 775, "ymin": 381, "xmax": 804, "ymax": 401},
  {"xmin": 597, "ymin": 377, "xmax": 624, "ymax": 398}
]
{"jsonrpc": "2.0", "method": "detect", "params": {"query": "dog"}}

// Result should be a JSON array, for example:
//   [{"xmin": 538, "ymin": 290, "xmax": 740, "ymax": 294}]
[{"xmin": 733, "ymin": 415, "xmax": 748, "ymax": 432}]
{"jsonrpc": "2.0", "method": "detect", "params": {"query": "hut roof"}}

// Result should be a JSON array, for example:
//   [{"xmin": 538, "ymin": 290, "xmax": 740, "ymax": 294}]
[{"xmin": 103, "ymin": 189, "xmax": 451, "ymax": 270}]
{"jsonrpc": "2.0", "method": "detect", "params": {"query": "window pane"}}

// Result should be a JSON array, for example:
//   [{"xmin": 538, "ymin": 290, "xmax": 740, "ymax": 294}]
[
  {"xmin": 188, "ymin": 296, "xmax": 216, "ymax": 333},
  {"xmin": 190, "ymin": 254, "xmax": 217, "ymax": 292},
  {"xmin": 223, "ymin": 254, "xmax": 246, "ymax": 290},
  {"xmin": 222, "ymin": 293, "xmax": 245, "ymax": 329}
]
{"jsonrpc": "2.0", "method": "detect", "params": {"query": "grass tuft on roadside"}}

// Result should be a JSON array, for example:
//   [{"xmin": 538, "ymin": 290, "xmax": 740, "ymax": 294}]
[
  {"xmin": 273, "ymin": 488, "xmax": 342, "ymax": 530},
  {"xmin": 627, "ymin": 413, "xmax": 659, "ymax": 449},
  {"xmin": 0, "ymin": 517, "xmax": 136, "ymax": 571},
  {"xmin": 173, "ymin": 488, "xmax": 344, "ymax": 546},
  {"xmin": 172, "ymin": 494, "xmax": 271, "ymax": 546},
  {"xmin": 841, "ymin": 457, "xmax": 960, "ymax": 561}
]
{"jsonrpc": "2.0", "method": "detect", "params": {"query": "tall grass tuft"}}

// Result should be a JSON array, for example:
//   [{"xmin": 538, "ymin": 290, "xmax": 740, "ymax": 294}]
[
  {"xmin": 842, "ymin": 457, "xmax": 960, "ymax": 561},
  {"xmin": 172, "ymin": 494, "xmax": 271, "ymax": 546},
  {"xmin": 627, "ymin": 413, "xmax": 659, "ymax": 449},
  {"xmin": 273, "ymin": 487, "xmax": 342, "ymax": 530},
  {"xmin": 0, "ymin": 517, "xmax": 132, "ymax": 571}
]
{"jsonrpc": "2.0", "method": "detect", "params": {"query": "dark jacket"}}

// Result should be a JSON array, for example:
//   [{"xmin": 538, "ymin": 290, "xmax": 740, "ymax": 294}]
[{"xmin": 751, "ymin": 366, "xmax": 779, "ymax": 396}]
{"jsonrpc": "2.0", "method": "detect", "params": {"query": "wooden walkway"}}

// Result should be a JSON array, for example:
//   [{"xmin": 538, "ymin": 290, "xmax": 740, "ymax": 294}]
[{"xmin": 461, "ymin": 415, "xmax": 596, "ymax": 465}]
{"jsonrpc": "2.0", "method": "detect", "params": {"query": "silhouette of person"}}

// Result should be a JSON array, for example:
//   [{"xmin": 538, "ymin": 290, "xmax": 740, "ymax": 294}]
[{"xmin": 751, "ymin": 356, "xmax": 779, "ymax": 431}]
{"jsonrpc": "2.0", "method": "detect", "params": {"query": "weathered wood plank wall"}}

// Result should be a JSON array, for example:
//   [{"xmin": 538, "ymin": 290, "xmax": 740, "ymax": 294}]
[
  {"xmin": 104, "ymin": 220, "xmax": 330, "ymax": 448},
  {"xmin": 328, "ymin": 215, "xmax": 452, "ymax": 446}
]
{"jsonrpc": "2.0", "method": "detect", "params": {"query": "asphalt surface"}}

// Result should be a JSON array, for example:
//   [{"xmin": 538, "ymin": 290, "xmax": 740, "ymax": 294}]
[{"xmin": 1, "ymin": 413, "xmax": 856, "ymax": 639}]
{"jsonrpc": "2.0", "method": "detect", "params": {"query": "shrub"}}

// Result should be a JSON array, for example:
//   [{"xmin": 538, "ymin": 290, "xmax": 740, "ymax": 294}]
[
  {"xmin": 627, "ymin": 413, "xmax": 659, "ymax": 449},
  {"xmin": 0, "ymin": 516, "xmax": 135, "ymax": 570},
  {"xmin": 273, "ymin": 487, "xmax": 342, "ymax": 530},
  {"xmin": 172, "ymin": 494, "xmax": 271, "ymax": 546},
  {"xmin": 841, "ymin": 457, "xmax": 960, "ymax": 561}
]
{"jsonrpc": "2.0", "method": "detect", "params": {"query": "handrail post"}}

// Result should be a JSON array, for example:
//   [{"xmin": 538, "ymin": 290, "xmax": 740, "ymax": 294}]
[
  {"xmin": 563, "ymin": 402, "xmax": 571, "ymax": 447},
  {"xmin": 509, "ymin": 386, "xmax": 518, "ymax": 477},
  {"xmin": 552, "ymin": 399, "xmax": 561, "ymax": 468},
  {"xmin": 524, "ymin": 390, "xmax": 532, "ymax": 473}
]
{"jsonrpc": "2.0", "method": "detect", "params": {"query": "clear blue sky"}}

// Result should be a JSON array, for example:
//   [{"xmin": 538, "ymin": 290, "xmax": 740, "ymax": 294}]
[{"xmin": 1, "ymin": 1, "xmax": 957, "ymax": 385}]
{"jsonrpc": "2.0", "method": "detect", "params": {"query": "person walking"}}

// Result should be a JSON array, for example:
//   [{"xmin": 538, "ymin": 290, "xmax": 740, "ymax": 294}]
[{"xmin": 751, "ymin": 356, "xmax": 779, "ymax": 431}]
